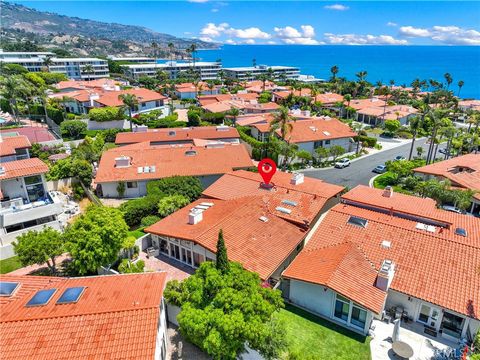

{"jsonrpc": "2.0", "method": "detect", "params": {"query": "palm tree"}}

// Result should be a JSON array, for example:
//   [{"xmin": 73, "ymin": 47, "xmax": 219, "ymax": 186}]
[
  {"xmin": 81, "ymin": 64, "xmax": 95, "ymax": 81},
  {"xmin": 0, "ymin": 75, "xmax": 30, "ymax": 123},
  {"xmin": 355, "ymin": 71, "xmax": 367, "ymax": 82},
  {"xmin": 168, "ymin": 42, "xmax": 175, "ymax": 62},
  {"xmin": 330, "ymin": 65, "xmax": 339, "ymax": 81},
  {"xmin": 270, "ymin": 106, "xmax": 296, "ymax": 169},
  {"xmin": 407, "ymin": 116, "xmax": 422, "ymax": 160},
  {"xmin": 218, "ymin": 70, "xmax": 225, "ymax": 85},
  {"xmin": 444, "ymin": 73, "xmax": 453, "ymax": 90},
  {"xmin": 151, "ymin": 41, "xmax": 158, "ymax": 58},
  {"xmin": 42, "ymin": 55, "xmax": 53, "ymax": 72},
  {"xmin": 119, "ymin": 93, "xmax": 139, "ymax": 132},
  {"xmin": 227, "ymin": 107, "xmax": 240, "ymax": 124},
  {"xmin": 188, "ymin": 44, "xmax": 198, "ymax": 68},
  {"xmin": 344, "ymin": 94, "xmax": 352, "ymax": 118},
  {"xmin": 206, "ymin": 81, "xmax": 215, "ymax": 95},
  {"xmin": 457, "ymin": 80, "xmax": 464, "ymax": 98}
]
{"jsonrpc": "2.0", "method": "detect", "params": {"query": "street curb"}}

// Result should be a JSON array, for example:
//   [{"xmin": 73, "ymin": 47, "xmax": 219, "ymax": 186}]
[{"xmin": 369, "ymin": 174, "xmax": 382, "ymax": 188}]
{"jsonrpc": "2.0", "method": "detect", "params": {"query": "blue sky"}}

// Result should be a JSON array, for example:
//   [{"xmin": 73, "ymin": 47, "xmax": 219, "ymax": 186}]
[{"xmin": 16, "ymin": 1, "xmax": 480, "ymax": 45}]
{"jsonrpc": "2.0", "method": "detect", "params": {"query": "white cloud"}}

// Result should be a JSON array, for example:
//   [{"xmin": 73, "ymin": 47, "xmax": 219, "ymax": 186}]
[
  {"xmin": 324, "ymin": 4, "xmax": 349, "ymax": 11},
  {"xmin": 226, "ymin": 27, "xmax": 271, "ymax": 39},
  {"xmin": 267, "ymin": 41, "xmax": 277, "ymax": 45},
  {"xmin": 274, "ymin": 25, "xmax": 319, "ymax": 44},
  {"xmin": 211, "ymin": 8, "xmax": 219, "ymax": 13},
  {"xmin": 242, "ymin": 39, "xmax": 256, "ymax": 45},
  {"xmin": 399, "ymin": 25, "xmax": 480, "ymax": 45},
  {"xmin": 323, "ymin": 33, "xmax": 408, "ymax": 45},
  {"xmin": 200, "ymin": 23, "xmax": 229, "ymax": 37},
  {"xmin": 399, "ymin": 26, "xmax": 431, "ymax": 37},
  {"xmin": 387, "ymin": 22, "xmax": 398, "ymax": 27},
  {"xmin": 188, "ymin": 0, "xmax": 209, "ymax": 3},
  {"xmin": 199, "ymin": 36, "xmax": 215, "ymax": 43},
  {"xmin": 225, "ymin": 39, "xmax": 237, "ymax": 45}
]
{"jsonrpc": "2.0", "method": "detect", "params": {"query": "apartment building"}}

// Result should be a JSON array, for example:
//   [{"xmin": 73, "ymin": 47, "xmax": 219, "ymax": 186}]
[
  {"xmin": 121, "ymin": 61, "xmax": 221, "ymax": 80},
  {"xmin": 223, "ymin": 65, "xmax": 300, "ymax": 81},
  {"xmin": 107, "ymin": 56, "xmax": 157, "ymax": 63}
]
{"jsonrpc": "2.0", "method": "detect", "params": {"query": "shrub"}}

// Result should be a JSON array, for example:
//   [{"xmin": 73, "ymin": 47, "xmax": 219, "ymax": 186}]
[
  {"xmin": 354, "ymin": 135, "xmax": 377, "ymax": 148},
  {"xmin": 120, "ymin": 195, "xmax": 162, "ymax": 227},
  {"xmin": 146, "ymin": 176, "xmax": 202, "ymax": 202},
  {"xmin": 187, "ymin": 110, "xmax": 201, "ymax": 127},
  {"xmin": 396, "ymin": 130, "xmax": 413, "ymax": 139},
  {"xmin": 36, "ymin": 72, "xmax": 67, "ymax": 84},
  {"xmin": 60, "ymin": 120, "xmax": 87, "ymax": 139},
  {"xmin": 375, "ymin": 172, "xmax": 398, "ymax": 187},
  {"xmin": 118, "ymin": 259, "xmax": 145, "ymax": 274},
  {"xmin": 140, "ymin": 215, "xmax": 161, "ymax": 227},
  {"xmin": 202, "ymin": 112, "xmax": 225, "ymax": 124},
  {"xmin": 99, "ymin": 128, "xmax": 122, "ymax": 143},
  {"xmin": 72, "ymin": 183, "xmax": 85, "ymax": 201},
  {"xmin": 89, "ymin": 106, "xmax": 125, "ymax": 122},
  {"xmin": 158, "ymin": 194, "xmax": 190, "ymax": 217}
]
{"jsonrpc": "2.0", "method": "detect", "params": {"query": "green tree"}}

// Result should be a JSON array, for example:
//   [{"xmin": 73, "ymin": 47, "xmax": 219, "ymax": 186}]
[
  {"xmin": 147, "ymin": 176, "xmax": 202, "ymax": 201},
  {"xmin": 297, "ymin": 149, "xmax": 312, "ymax": 164},
  {"xmin": 408, "ymin": 116, "xmax": 422, "ymax": 160},
  {"xmin": 215, "ymin": 229, "xmax": 229, "ymax": 274},
  {"xmin": 330, "ymin": 65, "xmax": 339, "ymax": 81},
  {"xmin": 187, "ymin": 109, "xmax": 201, "ymax": 127},
  {"xmin": 118, "ymin": 259, "xmax": 145, "ymax": 273},
  {"xmin": 158, "ymin": 194, "xmax": 190, "ymax": 217},
  {"xmin": 457, "ymin": 80, "xmax": 464, "ymax": 97},
  {"xmin": 416, "ymin": 146, "xmax": 424, "ymax": 158},
  {"xmin": 329, "ymin": 145, "xmax": 345, "ymax": 162},
  {"xmin": 119, "ymin": 93, "xmax": 139, "ymax": 132},
  {"xmin": 315, "ymin": 146, "xmax": 330, "ymax": 165},
  {"xmin": 72, "ymin": 159, "xmax": 94, "ymax": 185},
  {"xmin": 384, "ymin": 119, "xmax": 401, "ymax": 136},
  {"xmin": 13, "ymin": 227, "xmax": 64, "ymax": 274},
  {"xmin": 60, "ymin": 120, "xmax": 87, "ymax": 139},
  {"xmin": 386, "ymin": 159, "xmax": 418, "ymax": 178},
  {"xmin": 89, "ymin": 106, "xmax": 125, "ymax": 122},
  {"xmin": 65, "ymin": 206, "xmax": 128, "ymax": 275},
  {"xmin": 164, "ymin": 261, "xmax": 285, "ymax": 360}
]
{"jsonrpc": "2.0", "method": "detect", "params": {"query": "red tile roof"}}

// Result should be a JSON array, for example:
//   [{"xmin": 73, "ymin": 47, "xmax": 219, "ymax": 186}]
[
  {"xmin": 347, "ymin": 98, "xmax": 387, "ymax": 110},
  {"xmin": 235, "ymin": 114, "xmax": 274, "ymax": 127},
  {"xmin": 0, "ymin": 272, "xmax": 167, "ymax": 360},
  {"xmin": 414, "ymin": 154, "xmax": 480, "ymax": 200},
  {"xmin": 0, "ymin": 135, "xmax": 31, "ymax": 157},
  {"xmin": 283, "ymin": 242, "xmax": 387, "ymax": 314},
  {"xmin": 146, "ymin": 196, "xmax": 309, "ymax": 280},
  {"xmin": 0, "ymin": 158, "xmax": 48, "ymax": 180},
  {"xmin": 95, "ymin": 142, "xmax": 253, "ymax": 183},
  {"xmin": 115, "ymin": 126, "xmax": 240, "ymax": 145},
  {"xmin": 56, "ymin": 78, "xmax": 119, "ymax": 91},
  {"xmin": 287, "ymin": 186, "xmax": 480, "ymax": 318},
  {"xmin": 278, "ymin": 117, "xmax": 357, "ymax": 143},
  {"xmin": 314, "ymin": 93, "xmax": 344, "ymax": 106},
  {"xmin": 94, "ymin": 88, "xmax": 166, "ymax": 107}
]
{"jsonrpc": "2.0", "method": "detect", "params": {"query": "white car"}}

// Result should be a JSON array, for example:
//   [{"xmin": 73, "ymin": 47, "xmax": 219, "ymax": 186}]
[{"xmin": 335, "ymin": 158, "xmax": 351, "ymax": 168}]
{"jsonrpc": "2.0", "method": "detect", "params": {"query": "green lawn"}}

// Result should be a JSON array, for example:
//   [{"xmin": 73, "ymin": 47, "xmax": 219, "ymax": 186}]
[
  {"xmin": 128, "ymin": 228, "xmax": 145, "ymax": 239},
  {"xmin": 0, "ymin": 256, "xmax": 22, "ymax": 274},
  {"xmin": 277, "ymin": 305, "xmax": 371, "ymax": 360}
]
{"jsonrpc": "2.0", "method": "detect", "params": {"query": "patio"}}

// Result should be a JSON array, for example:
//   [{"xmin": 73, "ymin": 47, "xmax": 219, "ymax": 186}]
[
  {"xmin": 139, "ymin": 251, "xmax": 194, "ymax": 282},
  {"xmin": 370, "ymin": 319, "xmax": 461, "ymax": 360}
]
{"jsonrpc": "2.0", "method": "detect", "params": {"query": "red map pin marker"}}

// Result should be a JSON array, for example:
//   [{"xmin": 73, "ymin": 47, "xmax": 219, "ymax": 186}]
[{"xmin": 258, "ymin": 158, "xmax": 277, "ymax": 186}]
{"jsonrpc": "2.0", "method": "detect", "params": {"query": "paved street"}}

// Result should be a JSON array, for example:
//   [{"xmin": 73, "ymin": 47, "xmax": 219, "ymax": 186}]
[{"xmin": 301, "ymin": 138, "xmax": 429, "ymax": 189}]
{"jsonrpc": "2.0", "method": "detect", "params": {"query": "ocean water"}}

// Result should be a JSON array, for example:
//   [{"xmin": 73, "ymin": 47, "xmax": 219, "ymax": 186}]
[{"xmin": 197, "ymin": 45, "xmax": 480, "ymax": 99}]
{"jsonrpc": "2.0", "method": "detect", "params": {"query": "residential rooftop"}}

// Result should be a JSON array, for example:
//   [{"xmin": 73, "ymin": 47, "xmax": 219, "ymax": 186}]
[
  {"xmin": 0, "ymin": 272, "xmax": 167, "ymax": 360},
  {"xmin": 0, "ymin": 158, "xmax": 49, "ymax": 180},
  {"xmin": 278, "ymin": 117, "xmax": 357, "ymax": 143},
  {"xmin": 0, "ymin": 135, "xmax": 31, "ymax": 157}
]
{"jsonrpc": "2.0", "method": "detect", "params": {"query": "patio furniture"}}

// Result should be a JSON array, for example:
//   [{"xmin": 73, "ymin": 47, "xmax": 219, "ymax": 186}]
[
  {"xmin": 392, "ymin": 340, "xmax": 414, "ymax": 359},
  {"xmin": 424, "ymin": 325, "xmax": 438, "ymax": 337}
]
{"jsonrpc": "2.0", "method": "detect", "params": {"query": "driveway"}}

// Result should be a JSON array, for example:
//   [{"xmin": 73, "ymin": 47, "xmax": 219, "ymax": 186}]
[{"xmin": 301, "ymin": 138, "xmax": 429, "ymax": 189}]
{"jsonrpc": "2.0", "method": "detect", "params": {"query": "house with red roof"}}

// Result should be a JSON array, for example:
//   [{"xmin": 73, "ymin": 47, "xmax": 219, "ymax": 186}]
[
  {"xmin": 0, "ymin": 157, "xmax": 63, "ymax": 260},
  {"xmin": 414, "ymin": 154, "xmax": 480, "ymax": 215},
  {"xmin": 0, "ymin": 135, "xmax": 31, "ymax": 163},
  {"xmin": 95, "ymin": 141, "xmax": 253, "ymax": 198},
  {"xmin": 283, "ymin": 185, "xmax": 480, "ymax": 339},
  {"xmin": 0, "ymin": 272, "xmax": 169, "ymax": 360},
  {"xmin": 145, "ymin": 170, "xmax": 343, "ymax": 285}
]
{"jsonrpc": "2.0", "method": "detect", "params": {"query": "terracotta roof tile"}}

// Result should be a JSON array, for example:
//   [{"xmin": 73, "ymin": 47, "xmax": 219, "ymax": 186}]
[
  {"xmin": 278, "ymin": 117, "xmax": 357, "ymax": 143},
  {"xmin": 0, "ymin": 273, "xmax": 167, "ymax": 360},
  {"xmin": 283, "ymin": 242, "xmax": 387, "ymax": 313},
  {"xmin": 314, "ymin": 93, "xmax": 344, "ymax": 105},
  {"xmin": 94, "ymin": 88, "xmax": 166, "ymax": 107},
  {"xmin": 0, "ymin": 135, "xmax": 31, "ymax": 157},
  {"xmin": 146, "ymin": 196, "xmax": 310, "ymax": 280},
  {"xmin": 0, "ymin": 158, "xmax": 48, "ymax": 180},
  {"xmin": 95, "ymin": 142, "xmax": 253, "ymax": 183},
  {"xmin": 115, "ymin": 126, "xmax": 239, "ymax": 145}
]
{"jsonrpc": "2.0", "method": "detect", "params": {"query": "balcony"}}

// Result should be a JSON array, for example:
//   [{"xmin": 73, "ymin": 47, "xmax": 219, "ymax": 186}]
[{"xmin": 0, "ymin": 191, "xmax": 63, "ymax": 228}]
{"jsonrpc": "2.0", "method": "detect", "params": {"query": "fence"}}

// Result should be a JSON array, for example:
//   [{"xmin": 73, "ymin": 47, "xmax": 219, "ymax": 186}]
[
  {"xmin": 46, "ymin": 177, "xmax": 78, "ymax": 191},
  {"xmin": 79, "ymin": 182, "xmax": 102, "ymax": 206}
]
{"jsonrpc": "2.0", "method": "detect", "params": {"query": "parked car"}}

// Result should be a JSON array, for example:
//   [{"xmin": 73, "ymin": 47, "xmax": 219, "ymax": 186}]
[
  {"xmin": 441, "ymin": 205, "xmax": 464, "ymax": 214},
  {"xmin": 335, "ymin": 158, "xmax": 351, "ymax": 168},
  {"xmin": 373, "ymin": 165, "xmax": 387, "ymax": 174},
  {"xmin": 393, "ymin": 155, "xmax": 406, "ymax": 161}
]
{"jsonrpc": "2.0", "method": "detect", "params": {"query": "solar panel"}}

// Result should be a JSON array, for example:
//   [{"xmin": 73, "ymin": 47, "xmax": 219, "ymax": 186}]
[
  {"xmin": 56, "ymin": 287, "xmax": 85, "ymax": 304},
  {"xmin": 26, "ymin": 289, "xmax": 57, "ymax": 307},
  {"xmin": 0, "ymin": 282, "xmax": 20, "ymax": 297},
  {"xmin": 347, "ymin": 216, "xmax": 368, "ymax": 228}
]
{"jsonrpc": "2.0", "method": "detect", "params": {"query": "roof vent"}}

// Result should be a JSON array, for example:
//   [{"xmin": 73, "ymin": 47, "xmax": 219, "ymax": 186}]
[
  {"xmin": 376, "ymin": 259, "xmax": 395, "ymax": 291},
  {"xmin": 276, "ymin": 206, "xmax": 292, "ymax": 214},
  {"xmin": 143, "ymin": 166, "xmax": 150, "ymax": 173},
  {"xmin": 282, "ymin": 199, "xmax": 298, "ymax": 207},
  {"xmin": 188, "ymin": 208, "xmax": 203, "ymax": 225},
  {"xmin": 216, "ymin": 125, "xmax": 230, "ymax": 131},
  {"xmin": 259, "ymin": 216, "xmax": 269, "ymax": 222},
  {"xmin": 381, "ymin": 240, "xmax": 391, "ymax": 249},
  {"xmin": 115, "ymin": 156, "xmax": 130, "ymax": 168},
  {"xmin": 168, "ymin": 130, "xmax": 176, "ymax": 136},
  {"xmin": 185, "ymin": 150, "xmax": 197, "ymax": 156},
  {"xmin": 347, "ymin": 216, "xmax": 368, "ymax": 228},
  {"xmin": 455, "ymin": 228, "xmax": 467, "ymax": 237},
  {"xmin": 416, "ymin": 223, "xmax": 436, "ymax": 233},
  {"xmin": 150, "ymin": 165, "xmax": 156, "ymax": 173},
  {"xmin": 309, "ymin": 126, "xmax": 317, "ymax": 132},
  {"xmin": 0, "ymin": 166, "xmax": 5, "ymax": 176},
  {"xmin": 323, "ymin": 131, "xmax": 331, "ymax": 136},
  {"xmin": 383, "ymin": 186, "xmax": 393, "ymax": 198},
  {"xmin": 200, "ymin": 202, "xmax": 214, "ymax": 207},
  {"xmin": 137, "ymin": 167, "xmax": 143, "ymax": 174},
  {"xmin": 290, "ymin": 172, "xmax": 304, "ymax": 185}
]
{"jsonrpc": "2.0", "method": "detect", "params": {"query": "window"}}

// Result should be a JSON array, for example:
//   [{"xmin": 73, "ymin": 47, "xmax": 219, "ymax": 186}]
[
  {"xmin": 26, "ymin": 289, "xmax": 57, "ymax": 307},
  {"xmin": 126, "ymin": 181, "xmax": 138, "ymax": 189},
  {"xmin": 313, "ymin": 141, "xmax": 323, "ymax": 149},
  {"xmin": 347, "ymin": 216, "xmax": 368, "ymax": 228},
  {"xmin": 0, "ymin": 282, "xmax": 20, "ymax": 296},
  {"xmin": 193, "ymin": 252, "xmax": 204, "ymax": 267},
  {"xmin": 24, "ymin": 174, "xmax": 42, "ymax": 185},
  {"xmin": 159, "ymin": 238, "xmax": 169, "ymax": 255},
  {"xmin": 56, "ymin": 287, "xmax": 86, "ymax": 304},
  {"xmin": 24, "ymin": 175, "xmax": 45, "ymax": 202},
  {"xmin": 351, "ymin": 305, "xmax": 367, "ymax": 329},
  {"xmin": 334, "ymin": 295, "xmax": 350, "ymax": 322},
  {"xmin": 455, "ymin": 228, "xmax": 467, "ymax": 237},
  {"xmin": 441, "ymin": 312, "xmax": 465, "ymax": 338},
  {"xmin": 325, "ymin": 140, "xmax": 331, "ymax": 145}
]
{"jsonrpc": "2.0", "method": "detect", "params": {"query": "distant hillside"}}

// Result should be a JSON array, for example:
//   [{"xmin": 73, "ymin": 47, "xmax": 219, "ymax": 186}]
[{"xmin": 0, "ymin": 2, "xmax": 217, "ymax": 57}]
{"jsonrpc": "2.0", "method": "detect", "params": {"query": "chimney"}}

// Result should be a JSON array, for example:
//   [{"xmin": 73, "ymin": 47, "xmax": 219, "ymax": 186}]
[
  {"xmin": 89, "ymin": 92, "xmax": 99, "ymax": 107},
  {"xmin": 376, "ymin": 260, "xmax": 395, "ymax": 291},
  {"xmin": 290, "ymin": 172, "xmax": 304, "ymax": 185},
  {"xmin": 188, "ymin": 208, "xmax": 203, "ymax": 225},
  {"xmin": 383, "ymin": 186, "xmax": 393, "ymax": 198},
  {"xmin": 115, "ymin": 156, "xmax": 131, "ymax": 168}
]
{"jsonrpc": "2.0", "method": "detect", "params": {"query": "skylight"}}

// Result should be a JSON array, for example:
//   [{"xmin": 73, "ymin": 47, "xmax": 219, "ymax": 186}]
[
  {"xmin": 282, "ymin": 200, "xmax": 298, "ymax": 207},
  {"xmin": 455, "ymin": 228, "xmax": 467, "ymax": 237},
  {"xmin": 276, "ymin": 206, "xmax": 292, "ymax": 214},
  {"xmin": 0, "ymin": 282, "xmax": 20, "ymax": 297},
  {"xmin": 56, "ymin": 287, "xmax": 85, "ymax": 304},
  {"xmin": 347, "ymin": 216, "xmax": 368, "ymax": 228},
  {"xmin": 26, "ymin": 289, "xmax": 57, "ymax": 307}
]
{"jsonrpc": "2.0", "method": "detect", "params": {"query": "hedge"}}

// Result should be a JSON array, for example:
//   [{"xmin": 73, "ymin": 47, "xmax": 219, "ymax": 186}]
[
  {"xmin": 89, "ymin": 107, "xmax": 125, "ymax": 122},
  {"xmin": 353, "ymin": 135, "xmax": 377, "ymax": 148},
  {"xmin": 237, "ymin": 126, "xmax": 263, "ymax": 148},
  {"xmin": 30, "ymin": 104, "xmax": 64, "ymax": 124},
  {"xmin": 120, "ymin": 194, "xmax": 162, "ymax": 228}
]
